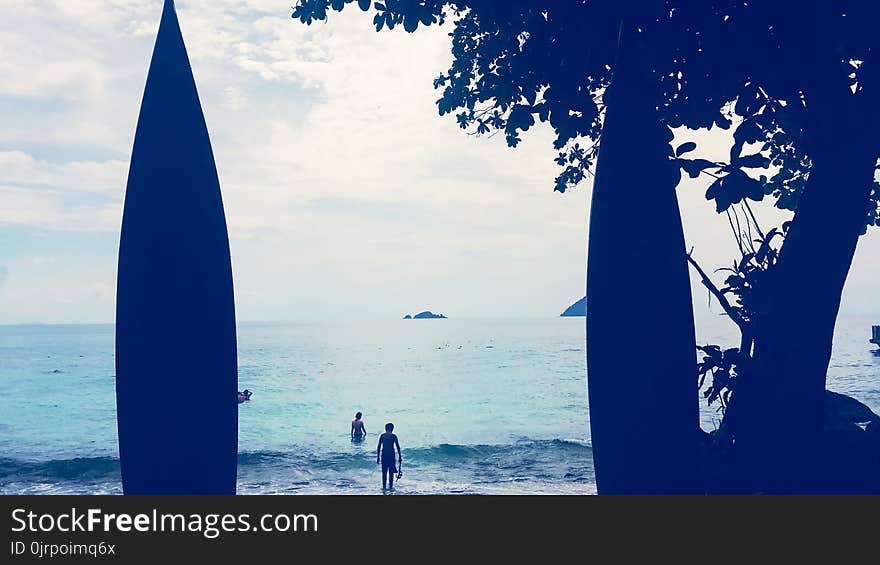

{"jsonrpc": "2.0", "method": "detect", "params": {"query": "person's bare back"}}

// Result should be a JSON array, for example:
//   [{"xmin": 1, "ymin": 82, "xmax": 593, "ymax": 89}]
[{"xmin": 351, "ymin": 411, "xmax": 366, "ymax": 441}]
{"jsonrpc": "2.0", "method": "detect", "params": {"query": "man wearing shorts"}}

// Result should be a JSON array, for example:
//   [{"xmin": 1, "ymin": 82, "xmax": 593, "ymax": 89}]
[{"xmin": 376, "ymin": 422, "xmax": 402, "ymax": 490}]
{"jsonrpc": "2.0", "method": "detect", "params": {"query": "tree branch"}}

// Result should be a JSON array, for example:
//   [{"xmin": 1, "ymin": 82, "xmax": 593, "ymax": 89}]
[
  {"xmin": 741, "ymin": 203, "xmax": 756, "ymax": 254},
  {"xmin": 726, "ymin": 209, "xmax": 745, "ymax": 256},
  {"xmin": 742, "ymin": 199, "xmax": 766, "ymax": 241},
  {"xmin": 699, "ymin": 168, "xmax": 723, "ymax": 180},
  {"xmin": 686, "ymin": 250, "xmax": 749, "ymax": 332}
]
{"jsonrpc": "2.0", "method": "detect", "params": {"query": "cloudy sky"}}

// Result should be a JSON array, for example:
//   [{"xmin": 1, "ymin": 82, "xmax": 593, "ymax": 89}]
[{"xmin": 0, "ymin": 0, "xmax": 877, "ymax": 324}]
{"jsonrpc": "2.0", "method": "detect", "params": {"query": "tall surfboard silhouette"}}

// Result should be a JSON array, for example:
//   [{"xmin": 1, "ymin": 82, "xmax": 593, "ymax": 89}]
[
  {"xmin": 585, "ymin": 21, "xmax": 698, "ymax": 494},
  {"xmin": 116, "ymin": 0, "xmax": 238, "ymax": 494}
]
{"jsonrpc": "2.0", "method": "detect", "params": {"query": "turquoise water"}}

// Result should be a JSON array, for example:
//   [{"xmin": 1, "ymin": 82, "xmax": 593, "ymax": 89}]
[
  {"xmin": 1, "ymin": 316, "xmax": 878, "ymax": 494},
  {"xmin": 0, "ymin": 319, "xmax": 592, "ymax": 494}
]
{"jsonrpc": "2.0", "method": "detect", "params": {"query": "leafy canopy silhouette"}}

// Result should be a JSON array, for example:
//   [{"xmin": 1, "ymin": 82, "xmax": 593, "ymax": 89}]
[{"xmin": 292, "ymin": 1, "xmax": 879, "ymax": 230}]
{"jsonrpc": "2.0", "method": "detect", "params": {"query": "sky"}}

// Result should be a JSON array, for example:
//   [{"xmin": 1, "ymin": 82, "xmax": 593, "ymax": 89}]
[{"xmin": 0, "ymin": 0, "xmax": 877, "ymax": 324}]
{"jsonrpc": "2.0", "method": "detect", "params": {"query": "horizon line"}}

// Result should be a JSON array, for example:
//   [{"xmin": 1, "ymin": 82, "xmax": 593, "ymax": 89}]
[{"xmin": 0, "ymin": 315, "xmax": 591, "ymax": 327}]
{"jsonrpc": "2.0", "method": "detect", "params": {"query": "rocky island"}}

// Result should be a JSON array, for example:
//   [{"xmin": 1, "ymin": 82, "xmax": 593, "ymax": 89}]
[
  {"xmin": 403, "ymin": 311, "xmax": 447, "ymax": 319},
  {"xmin": 560, "ymin": 296, "xmax": 586, "ymax": 317}
]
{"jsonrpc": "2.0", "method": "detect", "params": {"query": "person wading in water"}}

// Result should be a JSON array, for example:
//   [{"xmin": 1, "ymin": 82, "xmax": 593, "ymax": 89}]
[
  {"xmin": 376, "ymin": 422, "xmax": 402, "ymax": 490},
  {"xmin": 351, "ymin": 411, "xmax": 367, "ymax": 442}
]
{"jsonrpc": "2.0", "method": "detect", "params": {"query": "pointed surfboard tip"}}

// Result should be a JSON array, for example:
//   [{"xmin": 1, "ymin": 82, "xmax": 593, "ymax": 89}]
[{"xmin": 161, "ymin": 0, "xmax": 177, "ymax": 24}]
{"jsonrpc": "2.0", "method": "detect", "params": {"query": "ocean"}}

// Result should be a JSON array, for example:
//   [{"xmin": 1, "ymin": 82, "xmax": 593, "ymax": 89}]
[{"xmin": 1, "ymin": 316, "xmax": 878, "ymax": 495}]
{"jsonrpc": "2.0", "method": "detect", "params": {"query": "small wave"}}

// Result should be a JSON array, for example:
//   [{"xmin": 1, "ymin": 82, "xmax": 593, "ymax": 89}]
[
  {"xmin": 0, "ymin": 457, "xmax": 120, "ymax": 481},
  {"xmin": 236, "ymin": 450, "xmax": 290, "ymax": 466},
  {"xmin": 1, "ymin": 438, "xmax": 594, "ymax": 494},
  {"xmin": 1, "ymin": 439, "xmax": 592, "ymax": 477},
  {"xmin": 405, "ymin": 438, "xmax": 591, "ymax": 464}
]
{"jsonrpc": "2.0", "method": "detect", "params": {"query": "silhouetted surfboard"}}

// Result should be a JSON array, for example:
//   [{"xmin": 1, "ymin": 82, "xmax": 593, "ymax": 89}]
[
  {"xmin": 116, "ymin": 0, "xmax": 237, "ymax": 494},
  {"xmin": 585, "ymin": 24, "xmax": 698, "ymax": 494}
]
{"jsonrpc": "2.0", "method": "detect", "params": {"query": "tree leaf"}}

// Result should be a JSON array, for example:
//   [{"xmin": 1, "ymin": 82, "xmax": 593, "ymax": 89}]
[
  {"xmin": 714, "ymin": 114, "xmax": 732, "ymax": 129},
  {"xmin": 737, "ymin": 153, "xmax": 771, "ymax": 168},
  {"xmin": 705, "ymin": 177, "xmax": 723, "ymax": 201},
  {"xmin": 675, "ymin": 141, "xmax": 697, "ymax": 157},
  {"xmin": 679, "ymin": 158, "xmax": 717, "ymax": 178},
  {"xmin": 723, "ymin": 170, "xmax": 765, "ymax": 202},
  {"xmin": 403, "ymin": 14, "xmax": 419, "ymax": 32}
]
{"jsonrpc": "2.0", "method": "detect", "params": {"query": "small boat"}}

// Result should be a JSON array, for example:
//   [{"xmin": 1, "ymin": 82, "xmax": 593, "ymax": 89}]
[{"xmin": 871, "ymin": 325, "xmax": 880, "ymax": 348}]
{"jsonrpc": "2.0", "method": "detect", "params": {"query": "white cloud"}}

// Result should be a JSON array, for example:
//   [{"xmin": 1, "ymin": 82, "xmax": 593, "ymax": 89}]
[
  {"xmin": 0, "ymin": 151, "xmax": 127, "ymax": 194},
  {"xmin": 0, "ymin": 0, "xmax": 876, "ymax": 323},
  {"xmin": 0, "ymin": 185, "xmax": 121, "ymax": 232},
  {"xmin": 0, "ymin": 151, "xmax": 125, "ymax": 232}
]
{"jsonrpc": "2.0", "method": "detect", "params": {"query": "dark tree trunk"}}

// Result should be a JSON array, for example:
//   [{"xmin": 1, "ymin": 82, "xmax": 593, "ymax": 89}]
[
  {"xmin": 586, "ymin": 22, "xmax": 700, "ymax": 494},
  {"xmin": 735, "ymin": 81, "xmax": 878, "ymax": 493}
]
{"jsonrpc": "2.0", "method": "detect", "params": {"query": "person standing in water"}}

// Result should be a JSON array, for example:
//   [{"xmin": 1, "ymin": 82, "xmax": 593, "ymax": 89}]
[
  {"xmin": 351, "ymin": 411, "xmax": 367, "ymax": 441},
  {"xmin": 376, "ymin": 422, "xmax": 402, "ymax": 490}
]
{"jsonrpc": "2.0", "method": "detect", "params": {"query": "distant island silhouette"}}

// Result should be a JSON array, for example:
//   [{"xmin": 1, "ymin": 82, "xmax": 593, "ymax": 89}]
[
  {"xmin": 404, "ymin": 311, "xmax": 447, "ymax": 319},
  {"xmin": 560, "ymin": 297, "xmax": 586, "ymax": 317}
]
